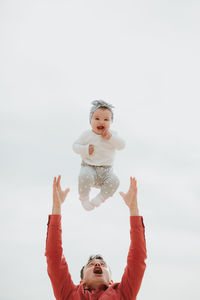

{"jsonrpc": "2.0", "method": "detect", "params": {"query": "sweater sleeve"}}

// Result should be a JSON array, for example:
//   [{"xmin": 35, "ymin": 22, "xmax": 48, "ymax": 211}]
[
  {"xmin": 45, "ymin": 215, "xmax": 76, "ymax": 300},
  {"xmin": 110, "ymin": 131, "xmax": 125, "ymax": 150},
  {"xmin": 72, "ymin": 131, "xmax": 89, "ymax": 156},
  {"xmin": 118, "ymin": 216, "xmax": 147, "ymax": 300}
]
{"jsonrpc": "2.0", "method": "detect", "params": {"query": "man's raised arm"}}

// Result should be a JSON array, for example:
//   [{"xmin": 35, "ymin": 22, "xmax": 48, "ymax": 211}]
[
  {"xmin": 45, "ymin": 176, "xmax": 76, "ymax": 300},
  {"xmin": 119, "ymin": 177, "xmax": 147, "ymax": 300}
]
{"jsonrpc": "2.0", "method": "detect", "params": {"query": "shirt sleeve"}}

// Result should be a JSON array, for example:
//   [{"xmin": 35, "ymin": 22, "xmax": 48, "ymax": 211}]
[
  {"xmin": 45, "ymin": 215, "xmax": 76, "ymax": 300},
  {"xmin": 72, "ymin": 131, "xmax": 90, "ymax": 156},
  {"xmin": 109, "ymin": 131, "xmax": 125, "ymax": 150},
  {"xmin": 118, "ymin": 216, "xmax": 147, "ymax": 300}
]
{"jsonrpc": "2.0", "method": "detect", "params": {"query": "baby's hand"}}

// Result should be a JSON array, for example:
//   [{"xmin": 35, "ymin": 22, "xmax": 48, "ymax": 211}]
[
  {"xmin": 102, "ymin": 129, "xmax": 112, "ymax": 140},
  {"xmin": 89, "ymin": 144, "xmax": 94, "ymax": 155}
]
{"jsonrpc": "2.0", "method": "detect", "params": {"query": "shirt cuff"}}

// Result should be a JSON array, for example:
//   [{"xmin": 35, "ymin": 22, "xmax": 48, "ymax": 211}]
[
  {"xmin": 47, "ymin": 214, "xmax": 61, "ymax": 226},
  {"xmin": 110, "ymin": 134, "xmax": 125, "ymax": 149},
  {"xmin": 81, "ymin": 144, "xmax": 89, "ymax": 157},
  {"xmin": 130, "ymin": 216, "xmax": 145, "ymax": 228}
]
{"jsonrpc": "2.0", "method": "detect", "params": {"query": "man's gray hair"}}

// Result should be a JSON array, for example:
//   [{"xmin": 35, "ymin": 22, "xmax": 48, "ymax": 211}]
[{"xmin": 89, "ymin": 100, "xmax": 115, "ymax": 123}]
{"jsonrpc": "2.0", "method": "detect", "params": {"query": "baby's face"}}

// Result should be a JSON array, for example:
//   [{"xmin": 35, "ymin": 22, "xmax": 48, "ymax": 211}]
[{"xmin": 91, "ymin": 108, "xmax": 112, "ymax": 135}]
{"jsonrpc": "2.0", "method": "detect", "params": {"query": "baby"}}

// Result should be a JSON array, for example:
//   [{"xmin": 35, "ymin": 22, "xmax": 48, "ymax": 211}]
[{"xmin": 73, "ymin": 100, "xmax": 125, "ymax": 211}]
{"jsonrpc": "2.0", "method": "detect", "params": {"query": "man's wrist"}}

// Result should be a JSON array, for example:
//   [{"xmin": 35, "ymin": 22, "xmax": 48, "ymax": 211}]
[
  {"xmin": 129, "ymin": 202, "xmax": 139, "ymax": 216},
  {"xmin": 129, "ymin": 208, "xmax": 139, "ymax": 216},
  {"xmin": 129, "ymin": 199, "xmax": 139, "ymax": 216},
  {"xmin": 52, "ymin": 204, "xmax": 61, "ymax": 215}
]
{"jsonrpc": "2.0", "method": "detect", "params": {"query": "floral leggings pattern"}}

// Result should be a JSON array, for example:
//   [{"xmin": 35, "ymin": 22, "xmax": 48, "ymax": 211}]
[{"xmin": 78, "ymin": 161, "xmax": 120, "ymax": 199}]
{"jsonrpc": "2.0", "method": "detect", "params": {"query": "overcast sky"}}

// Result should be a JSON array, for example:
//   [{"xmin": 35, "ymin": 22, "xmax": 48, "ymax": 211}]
[{"xmin": 1, "ymin": 1, "xmax": 200, "ymax": 300}]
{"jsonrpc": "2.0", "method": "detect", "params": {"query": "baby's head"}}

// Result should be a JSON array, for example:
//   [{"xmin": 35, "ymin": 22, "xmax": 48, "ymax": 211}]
[{"xmin": 89, "ymin": 100, "xmax": 114, "ymax": 135}]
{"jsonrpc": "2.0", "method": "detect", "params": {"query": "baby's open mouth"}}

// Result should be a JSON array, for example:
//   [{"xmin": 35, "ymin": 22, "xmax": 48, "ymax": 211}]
[
  {"xmin": 97, "ymin": 126, "xmax": 104, "ymax": 130},
  {"xmin": 93, "ymin": 266, "xmax": 103, "ymax": 274}
]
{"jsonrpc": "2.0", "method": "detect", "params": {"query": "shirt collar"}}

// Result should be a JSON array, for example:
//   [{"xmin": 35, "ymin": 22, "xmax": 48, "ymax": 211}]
[{"xmin": 82, "ymin": 283, "xmax": 108, "ymax": 292}]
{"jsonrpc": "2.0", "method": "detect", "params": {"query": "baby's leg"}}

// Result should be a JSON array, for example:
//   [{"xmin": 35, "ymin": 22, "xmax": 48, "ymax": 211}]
[
  {"xmin": 91, "ymin": 168, "xmax": 120, "ymax": 207},
  {"xmin": 78, "ymin": 165, "xmax": 96, "ymax": 211},
  {"xmin": 101, "ymin": 173, "xmax": 120, "ymax": 199}
]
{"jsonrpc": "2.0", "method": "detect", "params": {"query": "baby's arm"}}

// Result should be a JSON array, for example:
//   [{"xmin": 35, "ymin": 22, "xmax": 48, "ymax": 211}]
[
  {"xmin": 72, "ymin": 131, "xmax": 91, "ymax": 156},
  {"xmin": 110, "ymin": 131, "xmax": 125, "ymax": 150}
]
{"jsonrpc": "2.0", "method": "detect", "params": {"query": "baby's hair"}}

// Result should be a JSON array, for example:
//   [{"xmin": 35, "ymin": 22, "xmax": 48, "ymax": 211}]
[{"xmin": 89, "ymin": 100, "xmax": 114, "ymax": 123}]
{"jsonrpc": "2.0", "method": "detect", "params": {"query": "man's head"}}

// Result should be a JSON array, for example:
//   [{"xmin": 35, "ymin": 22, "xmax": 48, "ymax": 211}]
[{"xmin": 80, "ymin": 254, "xmax": 113, "ymax": 290}]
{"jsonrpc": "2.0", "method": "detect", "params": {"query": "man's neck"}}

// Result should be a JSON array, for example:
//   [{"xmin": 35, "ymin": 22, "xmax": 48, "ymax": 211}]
[{"xmin": 83, "ymin": 283, "xmax": 108, "ymax": 292}]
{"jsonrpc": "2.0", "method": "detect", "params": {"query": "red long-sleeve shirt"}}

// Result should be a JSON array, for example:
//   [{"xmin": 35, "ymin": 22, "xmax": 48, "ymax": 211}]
[{"xmin": 45, "ymin": 215, "xmax": 147, "ymax": 300}]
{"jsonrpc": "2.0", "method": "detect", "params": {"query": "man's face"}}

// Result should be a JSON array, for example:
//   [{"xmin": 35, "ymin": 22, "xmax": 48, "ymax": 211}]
[
  {"xmin": 82, "ymin": 258, "xmax": 112, "ymax": 289},
  {"xmin": 90, "ymin": 108, "xmax": 112, "ymax": 135}
]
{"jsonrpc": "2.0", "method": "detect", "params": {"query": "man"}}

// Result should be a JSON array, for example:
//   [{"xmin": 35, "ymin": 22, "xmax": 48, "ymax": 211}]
[{"xmin": 45, "ymin": 175, "xmax": 147, "ymax": 299}]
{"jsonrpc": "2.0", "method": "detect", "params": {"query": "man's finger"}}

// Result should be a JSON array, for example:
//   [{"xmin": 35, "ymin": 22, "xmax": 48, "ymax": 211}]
[
  {"xmin": 130, "ymin": 177, "xmax": 137, "ymax": 189},
  {"xmin": 57, "ymin": 175, "xmax": 61, "ymax": 185},
  {"xmin": 56, "ymin": 188, "xmax": 60, "ymax": 200},
  {"xmin": 132, "ymin": 178, "xmax": 137, "ymax": 190},
  {"xmin": 57, "ymin": 175, "xmax": 61, "ymax": 190},
  {"xmin": 119, "ymin": 191, "xmax": 125, "ymax": 198},
  {"xmin": 128, "ymin": 177, "xmax": 133, "ymax": 192},
  {"xmin": 53, "ymin": 179, "xmax": 57, "ymax": 200},
  {"xmin": 64, "ymin": 188, "xmax": 70, "ymax": 197},
  {"xmin": 131, "ymin": 177, "xmax": 134, "ymax": 185}
]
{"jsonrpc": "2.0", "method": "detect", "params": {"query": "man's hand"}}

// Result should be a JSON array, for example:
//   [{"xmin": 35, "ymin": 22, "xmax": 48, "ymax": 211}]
[
  {"xmin": 101, "ymin": 129, "xmax": 112, "ymax": 140},
  {"xmin": 119, "ymin": 177, "xmax": 139, "ymax": 216},
  {"xmin": 89, "ymin": 144, "xmax": 94, "ymax": 155},
  {"xmin": 52, "ymin": 175, "xmax": 70, "ymax": 215}
]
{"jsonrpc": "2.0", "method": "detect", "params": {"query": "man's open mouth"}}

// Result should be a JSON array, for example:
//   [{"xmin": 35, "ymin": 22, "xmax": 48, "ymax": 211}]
[
  {"xmin": 93, "ymin": 266, "xmax": 103, "ymax": 274},
  {"xmin": 97, "ymin": 126, "xmax": 104, "ymax": 130}
]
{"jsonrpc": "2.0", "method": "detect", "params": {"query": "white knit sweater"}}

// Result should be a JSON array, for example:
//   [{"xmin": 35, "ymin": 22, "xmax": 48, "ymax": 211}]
[{"xmin": 72, "ymin": 130, "xmax": 125, "ymax": 166}]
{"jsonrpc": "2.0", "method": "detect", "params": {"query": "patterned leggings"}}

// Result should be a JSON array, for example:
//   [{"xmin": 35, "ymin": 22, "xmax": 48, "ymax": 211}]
[{"xmin": 78, "ymin": 162, "xmax": 120, "ymax": 199}]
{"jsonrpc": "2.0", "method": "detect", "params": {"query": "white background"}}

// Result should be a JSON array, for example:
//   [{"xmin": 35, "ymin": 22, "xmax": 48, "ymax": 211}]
[{"xmin": 0, "ymin": 0, "xmax": 200, "ymax": 299}]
